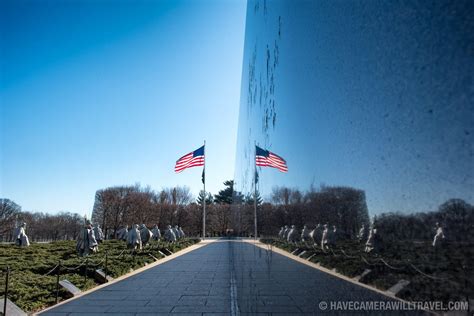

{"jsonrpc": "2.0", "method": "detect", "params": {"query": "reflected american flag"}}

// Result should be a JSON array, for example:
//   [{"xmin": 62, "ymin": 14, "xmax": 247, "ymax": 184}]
[{"xmin": 255, "ymin": 145, "xmax": 288, "ymax": 172}]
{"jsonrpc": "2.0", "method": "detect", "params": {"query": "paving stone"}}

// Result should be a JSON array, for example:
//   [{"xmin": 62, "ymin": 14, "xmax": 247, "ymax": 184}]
[
  {"xmin": 40, "ymin": 240, "xmax": 422, "ymax": 316},
  {"xmin": 0, "ymin": 298, "xmax": 27, "ymax": 316}
]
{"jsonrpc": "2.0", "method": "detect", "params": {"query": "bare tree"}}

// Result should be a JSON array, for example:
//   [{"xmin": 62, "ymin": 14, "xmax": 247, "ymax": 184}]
[{"xmin": 0, "ymin": 198, "xmax": 21, "ymax": 239}]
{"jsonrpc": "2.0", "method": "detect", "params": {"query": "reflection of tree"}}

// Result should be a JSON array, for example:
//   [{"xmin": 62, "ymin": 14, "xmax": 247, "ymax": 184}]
[
  {"xmin": 236, "ymin": 185, "xmax": 370, "ymax": 237},
  {"xmin": 245, "ymin": 191, "xmax": 262, "ymax": 206},
  {"xmin": 196, "ymin": 190, "xmax": 213, "ymax": 206},
  {"xmin": 376, "ymin": 198, "xmax": 474, "ymax": 245},
  {"xmin": 214, "ymin": 180, "xmax": 235, "ymax": 204}
]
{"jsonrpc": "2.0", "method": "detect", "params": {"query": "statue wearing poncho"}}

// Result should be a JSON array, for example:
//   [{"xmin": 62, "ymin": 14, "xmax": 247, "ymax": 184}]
[
  {"xmin": 300, "ymin": 225, "xmax": 310, "ymax": 242},
  {"xmin": 178, "ymin": 227, "xmax": 185, "ymax": 239},
  {"xmin": 116, "ymin": 225, "xmax": 128, "ymax": 241},
  {"xmin": 287, "ymin": 225, "xmax": 299, "ymax": 243},
  {"xmin": 164, "ymin": 225, "xmax": 177, "ymax": 242},
  {"xmin": 14, "ymin": 222, "xmax": 30, "ymax": 247},
  {"xmin": 365, "ymin": 227, "xmax": 377, "ymax": 253},
  {"xmin": 140, "ymin": 224, "xmax": 153, "ymax": 246},
  {"xmin": 278, "ymin": 227, "xmax": 285, "ymax": 239},
  {"xmin": 328, "ymin": 225, "xmax": 338, "ymax": 247},
  {"xmin": 151, "ymin": 225, "xmax": 161, "ymax": 241},
  {"xmin": 321, "ymin": 224, "xmax": 329, "ymax": 251},
  {"xmin": 76, "ymin": 220, "xmax": 98, "ymax": 256},
  {"xmin": 358, "ymin": 224, "xmax": 367, "ymax": 242},
  {"xmin": 172, "ymin": 225, "xmax": 181, "ymax": 239},
  {"xmin": 127, "ymin": 224, "xmax": 142, "ymax": 250},
  {"xmin": 282, "ymin": 225, "xmax": 290, "ymax": 240},
  {"xmin": 432, "ymin": 222, "xmax": 445, "ymax": 247},
  {"xmin": 310, "ymin": 224, "xmax": 322, "ymax": 246},
  {"xmin": 93, "ymin": 224, "xmax": 105, "ymax": 243}
]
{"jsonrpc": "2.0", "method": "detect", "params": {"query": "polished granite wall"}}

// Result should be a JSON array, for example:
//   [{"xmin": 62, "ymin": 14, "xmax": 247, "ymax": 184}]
[{"xmin": 234, "ymin": 0, "xmax": 473, "ymax": 215}]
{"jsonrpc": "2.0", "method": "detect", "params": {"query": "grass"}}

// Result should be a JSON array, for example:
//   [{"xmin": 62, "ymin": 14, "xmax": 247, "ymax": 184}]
[
  {"xmin": 0, "ymin": 238, "xmax": 200, "ymax": 313},
  {"xmin": 260, "ymin": 238, "xmax": 473, "ymax": 304}
]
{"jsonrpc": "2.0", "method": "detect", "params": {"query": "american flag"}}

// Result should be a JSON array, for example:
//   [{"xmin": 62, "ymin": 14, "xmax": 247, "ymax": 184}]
[
  {"xmin": 175, "ymin": 145, "xmax": 205, "ymax": 173},
  {"xmin": 255, "ymin": 145, "xmax": 288, "ymax": 172}
]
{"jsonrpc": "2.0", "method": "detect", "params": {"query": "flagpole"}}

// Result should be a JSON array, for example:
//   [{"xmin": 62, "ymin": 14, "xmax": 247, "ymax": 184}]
[
  {"xmin": 254, "ymin": 141, "xmax": 258, "ymax": 240},
  {"xmin": 203, "ymin": 140, "xmax": 206, "ymax": 239}
]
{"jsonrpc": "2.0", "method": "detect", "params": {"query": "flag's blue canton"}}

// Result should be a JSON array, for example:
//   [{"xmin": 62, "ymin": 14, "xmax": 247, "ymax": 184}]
[
  {"xmin": 194, "ymin": 145, "xmax": 205, "ymax": 157},
  {"xmin": 256, "ymin": 146, "xmax": 269, "ymax": 157}
]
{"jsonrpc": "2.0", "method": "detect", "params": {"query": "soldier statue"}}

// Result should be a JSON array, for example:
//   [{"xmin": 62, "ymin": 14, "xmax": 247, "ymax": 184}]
[
  {"xmin": 365, "ymin": 227, "xmax": 377, "ymax": 253},
  {"xmin": 151, "ymin": 224, "xmax": 161, "ymax": 241},
  {"xmin": 93, "ymin": 224, "xmax": 105, "ymax": 243},
  {"xmin": 310, "ymin": 224, "xmax": 322, "ymax": 247},
  {"xmin": 278, "ymin": 227, "xmax": 285, "ymax": 239},
  {"xmin": 173, "ymin": 225, "xmax": 181, "ymax": 239},
  {"xmin": 164, "ymin": 225, "xmax": 177, "ymax": 242},
  {"xmin": 14, "ymin": 222, "xmax": 30, "ymax": 247},
  {"xmin": 358, "ymin": 224, "xmax": 367, "ymax": 242},
  {"xmin": 116, "ymin": 225, "xmax": 128, "ymax": 241},
  {"xmin": 329, "ymin": 225, "xmax": 338, "ymax": 246},
  {"xmin": 283, "ymin": 225, "xmax": 290, "ymax": 240},
  {"xmin": 321, "ymin": 224, "xmax": 329, "ymax": 251},
  {"xmin": 432, "ymin": 222, "xmax": 445, "ymax": 247},
  {"xmin": 301, "ymin": 225, "xmax": 311, "ymax": 242},
  {"xmin": 287, "ymin": 225, "xmax": 299, "ymax": 243},
  {"xmin": 178, "ymin": 226, "xmax": 185, "ymax": 239},
  {"xmin": 127, "ymin": 224, "xmax": 142, "ymax": 251},
  {"xmin": 140, "ymin": 224, "xmax": 153, "ymax": 247},
  {"xmin": 76, "ymin": 220, "xmax": 98, "ymax": 256}
]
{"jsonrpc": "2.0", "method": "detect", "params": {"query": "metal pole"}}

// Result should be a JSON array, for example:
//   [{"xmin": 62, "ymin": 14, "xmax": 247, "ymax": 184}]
[
  {"xmin": 55, "ymin": 261, "xmax": 61, "ymax": 304},
  {"xmin": 254, "ymin": 141, "xmax": 258, "ymax": 240},
  {"xmin": 104, "ymin": 252, "xmax": 108, "ymax": 282},
  {"xmin": 203, "ymin": 140, "xmax": 206, "ymax": 239},
  {"xmin": 3, "ymin": 266, "xmax": 9, "ymax": 316},
  {"xmin": 84, "ymin": 258, "xmax": 88, "ymax": 287}
]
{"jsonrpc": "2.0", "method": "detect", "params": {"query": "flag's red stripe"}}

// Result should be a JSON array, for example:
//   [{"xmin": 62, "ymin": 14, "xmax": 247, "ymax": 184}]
[
  {"xmin": 175, "ymin": 156, "xmax": 205, "ymax": 172},
  {"xmin": 256, "ymin": 152, "xmax": 288, "ymax": 172}
]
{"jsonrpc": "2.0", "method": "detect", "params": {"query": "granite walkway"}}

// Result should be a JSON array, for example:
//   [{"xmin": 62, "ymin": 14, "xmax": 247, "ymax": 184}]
[{"xmin": 39, "ymin": 240, "xmax": 421, "ymax": 315}]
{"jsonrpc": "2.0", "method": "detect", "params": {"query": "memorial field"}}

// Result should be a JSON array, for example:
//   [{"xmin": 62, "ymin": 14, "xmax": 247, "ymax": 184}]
[{"xmin": 0, "ymin": 238, "xmax": 200, "ymax": 313}]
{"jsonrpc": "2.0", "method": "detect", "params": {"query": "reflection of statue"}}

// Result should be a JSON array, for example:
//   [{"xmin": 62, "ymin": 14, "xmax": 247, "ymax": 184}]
[
  {"xmin": 140, "ymin": 224, "xmax": 153, "ymax": 246},
  {"xmin": 172, "ymin": 225, "xmax": 180, "ymax": 239},
  {"xmin": 14, "ymin": 222, "xmax": 30, "ymax": 247},
  {"xmin": 93, "ymin": 224, "xmax": 104, "ymax": 243},
  {"xmin": 283, "ymin": 225, "xmax": 290, "ymax": 240},
  {"xmin": 358, "ymin": 224, "xmax": 367, "ymax": 242},
  {"xmin": 76, "ymin": 220, "xmax": 98, "ymax": 256},
  {"xmin": 151, "ymin": 225, "xmax": 161, "ymax": 241},
  {"xmin": 127, "ymin": 224, "xmax": 142, "ymax": 250},
  {"xmin": 432, "ymin": 222, "xmax": 445, "ymax": 247},
  {"xmin": 301, "ymin": 225, "xmax": 310, "ymax": 242},
  {"xmin": 321, "ymin": 224, "xmax": 329, "ymax": 250},
  {"xmin": 310, "ymin": 224, "xmax": 322, "ymax": 246},
  {"xmin": 164, "ymin": 225, "xmax": 177, "ymax": 242},
  {"xmin": 365, "ymin": 227, "xmax": 377, "ymax": 253},
  {"xmin": 287, "ymin": 225, "xmax": 298, "ymax": 243},
  {"xmin": 278, "ymin": 227, "xmax": 285, "ymax": 238},
  {"xmin": 178, "ymin": 227, "xmax": 185, "ymax": 239},
  {"xmin": 116, "ymin": 225, "xmax": 128, "ymax": 240},
  {"xmin": 329, "ymin": 225, "xmax": 337, "ymax": 246}
]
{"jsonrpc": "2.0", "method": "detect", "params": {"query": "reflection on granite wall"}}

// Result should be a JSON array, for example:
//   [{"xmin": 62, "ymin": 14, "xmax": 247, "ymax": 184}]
[{"xmin": 234, "ymin": 0, "xmax": 473, "ymax": 218}]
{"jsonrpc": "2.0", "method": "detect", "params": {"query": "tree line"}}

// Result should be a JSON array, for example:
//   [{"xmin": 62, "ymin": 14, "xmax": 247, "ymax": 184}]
[
  {"xmin": 90, "ymin": 181, "xmax": 243, "ymax": 238},
  {"xmin": 0, "ymin": 198, "xmax": 83, "ymax": 241},
  {"xmin": 1, "ymin": 182, "xmax": 472, "ymax": 242}
]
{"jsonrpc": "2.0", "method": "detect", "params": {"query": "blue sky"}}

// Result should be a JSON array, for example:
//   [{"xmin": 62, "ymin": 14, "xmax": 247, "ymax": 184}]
[
  {"xmin": 0, "ymin": 0, "xmax": 247, "ymax": 215},
  {"xmin": 235, "ymin": 0, "xmax": 473, "ymax": 214}
]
